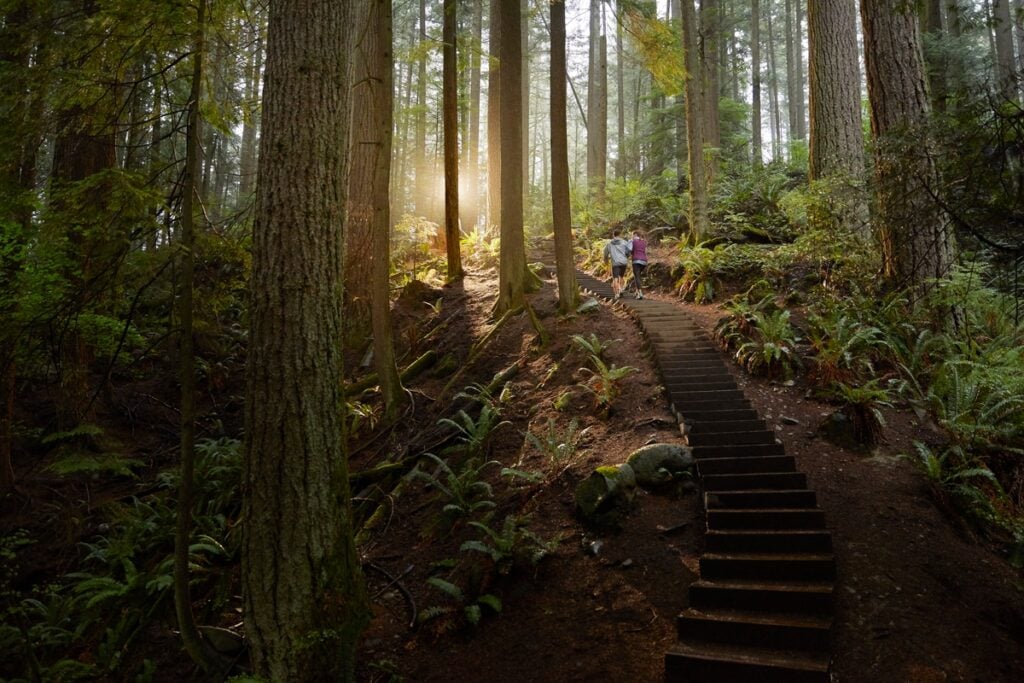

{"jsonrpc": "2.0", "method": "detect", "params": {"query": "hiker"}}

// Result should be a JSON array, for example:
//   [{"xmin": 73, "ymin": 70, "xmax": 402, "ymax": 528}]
[
  {"xmin": 603, "ymin": 228, "xmax": 631, "ymax": 301},
  {"xmin": 628, "ymin": 229, "xmax": 648, "ymax": 300}
]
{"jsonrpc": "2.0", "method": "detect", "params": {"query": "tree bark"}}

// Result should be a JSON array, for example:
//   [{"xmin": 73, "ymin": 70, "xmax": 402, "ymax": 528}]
[
  {"xmin": 551, "ymin": 0, "xmax": 579, "ymax": 315},
  {"xmin": 751, "ymin": 0, "xmax": 763, "ymax": 167},
  {"xmin": 682, "ymin": 0, "xmax": 709, "ymax": 239},
  {"xmin": 861, "ymin": 0, "xmax": 956, "ymax": 297},
  {"xmin": 808, "ymin": 0, "xmax": 868, "ymax": 234},
  {"xmin": 808, "ymin": 0, "xmax": 866, "ymax": 181},
  {"xmin": 461, "ymin": 0, "xmax": 483, "ymax": 233},
  {"xmin": 766, "ymin": 1, "xmax": 783, "ymax": 160},
  {"xmin": 785, "ymin": 0, "xmax": 798, "ymax": 143},
  {"xmin": 700, "ymin": 0, "xmax": 721, "ymax": 180},
  {"xmin": 796, "ymin": 0, "xmax": 805, "ymax": 139},
  {"xmin": 487, "ymin": 0, "xmax": 501, "ymax": 231},
  {"xmin": 174, "ymin": 2, "xmax": 224, "ymax": 673},
  {"xmin": 243, "ymin": 1, "xmax": 370, "ymax": 680},
  {"xmin": 239, "ymin": 5, "xmax": 264, "ymax": 200},
  {"xmin": 993, "ymin": 0, "xmax": 1017, "ymax": 101},
  {"xmin": 443, "ymin": 0, "xmax": 463, "ymax": 280},
  {"xmin": 349, "ymin": 0, "xmax": 403, "ymax": 420},
  {"xmin": 496, "ymin": 0, "xmax": 526, "ymax": 314},
  {"xmin": 415, "ymin": 0, "xmax": 429, "ymax": 217},
  {"xmin": 587, "ymin": 0, "xmax": 607, "ymax": 199},
  {"xmin": 616, "ymin": 1, "xmax": 626, "ymax": 179},
  {"xmin": 522, "ymin": 0, "xmax": 530, "ymax": 195}
]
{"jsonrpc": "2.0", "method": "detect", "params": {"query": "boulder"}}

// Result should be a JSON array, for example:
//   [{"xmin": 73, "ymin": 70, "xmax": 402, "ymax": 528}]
[
  {"xmin": 574, "ymin": 464, "xmax": 638, "ymax": 527},
  {"xmin": 817, "ymin": 410, "xmax": 860, "ymax": 450},
  {"xmin": 626, "ymin": 443, "xmax": 694, "ymax": 488}
]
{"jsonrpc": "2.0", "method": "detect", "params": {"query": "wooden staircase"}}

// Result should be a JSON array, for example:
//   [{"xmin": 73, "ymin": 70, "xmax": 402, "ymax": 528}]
[{"xmin": 574, "ymin": 272, "xmax": 835, "ymax": 682}]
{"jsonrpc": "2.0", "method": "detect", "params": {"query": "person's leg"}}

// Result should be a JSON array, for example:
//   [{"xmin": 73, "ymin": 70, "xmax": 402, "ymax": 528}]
[{"xmin": 633, "ymin": 263, "xmax": 645, "ymax": 298}]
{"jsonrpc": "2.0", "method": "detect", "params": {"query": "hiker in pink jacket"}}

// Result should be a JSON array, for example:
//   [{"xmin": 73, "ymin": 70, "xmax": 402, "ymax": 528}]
[{"xmin": 628, "ymin": 229, "xmax": 648, "ymax": 300}]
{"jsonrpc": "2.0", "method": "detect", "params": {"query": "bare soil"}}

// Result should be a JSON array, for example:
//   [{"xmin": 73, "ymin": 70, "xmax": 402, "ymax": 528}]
[
  {"xmin": 3, "ymin": 259, "xmax": 1022, "ymax": 683},
  {"xmin": 360, "ymin": 265, "xmax": 1024, "ymax": 682}
]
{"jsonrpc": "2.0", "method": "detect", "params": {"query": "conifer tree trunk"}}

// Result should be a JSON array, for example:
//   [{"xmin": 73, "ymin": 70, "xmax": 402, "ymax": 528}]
[
  {"xmin": 700, "ymin": 0, "xmax": 721, "ymax": 180},
  {"xmin": 522, "ymin": 0, "xmax": 530, "ymax": 195},
  {"xmin": 587, "ymin": 0, "xmax": 607, "ymax": 199},
  {"xmin": 349, "ymin": 0, "xmax": 403, "ymax": 419},
  {"xmin": 766, "ymin": 1, "xmax": 783, "ymax": 159},
  {"xmin": 443, "ymin": 0, "xmax": 463, "ymax": 279},
  {"xmin": 795, "ymin": 0, "xmax": 805, "ymax": 139},
  {"xmin": 487, "ymin": 0, "xmax": 501, "ymax": 231},
  {"xmin": 174, "ymin": 2, "xmax": 223, "ymax": 672},
  {"xmin": 239, "ymin": 6, "xmax": 263, "ymax": 200},
  {"xmin": 616, "ymin": 1, "xmax": 626, "ymax": 179},
  {"xmin": 808, "ymin": 0, "xmax": 867, "ymax": 233},
  {"xmin": 416, "ymin": 0, "xmax": 429, "ymax": 217},
  {"xmin": 993, "ymin": 0, "xmax": 1017, "ymax": 100},
  {"xmin": 243, "ymin": 1, "xmax": 370, "ymax": 680},
  {"xmin": 496, "ymin": 0, "xmax": 526, "ymax": 314},
  {"xmin": 551, "ymin": 0, "xmax": 578, "ymax": 314},
  {"xmin": 785, "ymin": 0, "xmax": 797, "ymax": 143},
  {"xmin": 751, "ymin": 0, "xmax": 763, "ymax": 167},
  {"xmin": 461, "ymin": 0, "xmax": 483, "ymax": 232},
  {"xmin": 861, "ymin": 0, "xmax": 956, "ymax": 296},
  {"xmin": 682, "ymin": 0, "xmax": 708, "ymax": 239}
]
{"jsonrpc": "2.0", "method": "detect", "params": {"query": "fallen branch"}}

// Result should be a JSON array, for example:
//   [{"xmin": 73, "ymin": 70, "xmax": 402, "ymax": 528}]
[
  {"xmin": 439, "ymin": 306, "xmax": 523, "ymax": 398},
  {"xmin": 346, "ymin": 350, "xmax": 438, "ymax": 396}
]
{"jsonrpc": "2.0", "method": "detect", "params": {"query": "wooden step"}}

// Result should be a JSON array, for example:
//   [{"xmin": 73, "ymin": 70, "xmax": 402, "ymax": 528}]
[
  {"xmin": 677, "ymin": 607, "xmax": 832, "ymax": 652},
  {"xmin": 692, "ymin": 443, "xmax": 784, "ymax": 459},
  {"xmin": 702, "ymin": 472, "xmax": 808, "ymax": 491},
  {"xmin": 688, "ymin": 419, "xmax": 767, "ymax": 434},
  {"xmin": 697, "ymin": 456, "xmax": 796, "ymax": 476},
  {"xmin": 706, "ymin": 508, "xmax": 826, "ymax": 530},
  {"xmin": 678, "ymin": 408, "xmax": 760, "ymax": 423},
  {"xmin": 704, "ymin": 529, "xmax": 834, "ymax": 554},
  {"xmin": 665, "ymin": 641, "xmax": 830, "ymax": 683},
  {"xmin": 687, "ymin": 578, "xmax": 834, "ymax": 614},
  {"xmin": 699, "ymin": 552, "xmax": 836, "ymax": 581},
  {"xmin": 688, "ymin": 430, "xmax": 779, "ymax": 447},
  {"xmin": 705, "ymin": 489, "xmax": 818, "ymax": 509}
]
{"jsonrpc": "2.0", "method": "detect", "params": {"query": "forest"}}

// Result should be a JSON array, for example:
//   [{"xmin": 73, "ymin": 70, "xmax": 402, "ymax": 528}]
[{"xmin": 1, "ymin": 0, "xmax": 1023, "ymax": 681}]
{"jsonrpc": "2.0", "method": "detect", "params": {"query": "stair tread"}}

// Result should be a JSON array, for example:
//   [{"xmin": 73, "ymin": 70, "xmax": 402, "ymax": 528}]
[
  {"xmin": 668, "ymin": 641, "xmax": 830, "ymax": 672},
  {"xmin": 693, "ymin": 577, "xmax": 834, "ymax": 592},
  {"xmin": 702, "ymin": 552, "xmax": 834, "ymax": 562},
  {"xmin": 679, "ymin": 607, "xmax": 833, "ymax": 630},
  {"xmin": 711, "ymin": 507, "xmax": 822, "ymax": 514}
]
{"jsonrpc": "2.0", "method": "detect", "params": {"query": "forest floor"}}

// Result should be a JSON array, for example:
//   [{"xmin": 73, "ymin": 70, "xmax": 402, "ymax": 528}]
[{"xmin": 3, "ymin": 249, "xmax": 1024, "ymax": 682}]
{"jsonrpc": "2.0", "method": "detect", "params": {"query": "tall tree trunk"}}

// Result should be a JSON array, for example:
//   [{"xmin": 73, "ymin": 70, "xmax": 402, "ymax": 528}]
[
  {"xmin": 349, "ymin": 0, "xmax": 403, "ymax": 420},
  {"xmin": 921, "ymin": 0, "xmax": 947, "ymax": 112},
  {"xmin": 587, "ymin": 0, "xmax": 607, "ymax": 199},
  {"xmin": 795, "ymin": 0, "xmax": 805, "ymax": 139},
  {"xmin": 496, "ymin": 0, "xmax": 526, "ymax": 314},
  {"xmin": 785, "ymin": 0, "xmax": 797, "ymax": 143},
  {"xmin": 443, "ymin": 0, "xmax": 463, "ymax": 279},
  {"xmin": 700, "ymin": 0, "xmax": 721, "ymax": 180},
  {"xmin": 239, "ymin": 7, "xmax": 263, "ymax": 200},
  {"xmin": 487, "ymin": 0, "xmax": 501, "ymax": 231},
  {"xmin": 751, "ymin": 0, "xmax": 763, "ymax": 167},
  {"xmin": 683, "ymin": 0, "xmax": 709, "ymax": 239},
  {"xmin": 522, "ymin": 0, "xmax": 530, "ymax": 196},
  {"xmin": 243, "ymin": 1, "xmax": 370, "ymax": 680},
  {"xmin": 394, "ymin": 36, "xmax": 416, "ymax": 216},
  {"xmin": 993, "ymin": 0, "xmax": 1017, "ymax": 100},
  {"xmin": 808, "ymin": 0, "xmax": 868, "ymax": 234},
  {"xmin": 766, "ymin": 0, "xmax": 783, "ymax": 159},
  {"xmin": 416, "ymin": 0, "xmax": 429, "ymax": 217},
  {"xmin": 861, "ymin": 0, "xmax": 956, "ymax": 297},
  {"xmin": 174, "ymin": 2, "xmax": 224, "ymax": 673},
  {"xmin": 551, "ymin": 0, "xmax": 579, "ymax": 314},
  {"xmin": 616, "ymin": 1, "xmax": 626, "ymax": 179},
  {"xmin": 461, "ymin": 0, "xmax": 483, "ymax": 232}
]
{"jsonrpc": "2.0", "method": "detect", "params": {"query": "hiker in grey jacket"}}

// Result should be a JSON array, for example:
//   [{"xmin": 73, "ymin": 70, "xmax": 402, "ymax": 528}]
[{"xmin": 603, "ymin": 228, "xmax": 631, "ymax": 301}]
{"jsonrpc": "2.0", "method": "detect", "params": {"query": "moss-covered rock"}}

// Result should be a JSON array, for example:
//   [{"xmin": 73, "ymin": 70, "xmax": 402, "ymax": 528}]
[
  {"xmin": 626, "ymin": 443, "xmax": 694, "ymax": 488},
  {"xmin": 574, "ymin": 463, "xmax": 637, "ymax": 528}
]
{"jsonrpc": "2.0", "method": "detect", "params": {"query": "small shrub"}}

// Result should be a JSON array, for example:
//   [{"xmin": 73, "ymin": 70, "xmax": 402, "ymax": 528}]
[{"xmin": 577, "ymin": 355, "xmax": 637, "ymax": 414}]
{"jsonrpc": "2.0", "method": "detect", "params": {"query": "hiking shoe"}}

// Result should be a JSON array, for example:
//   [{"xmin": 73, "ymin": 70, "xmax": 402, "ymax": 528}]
[{"xmin": 636, "ymin": 292, "xmax": 644, "ymax": 300}]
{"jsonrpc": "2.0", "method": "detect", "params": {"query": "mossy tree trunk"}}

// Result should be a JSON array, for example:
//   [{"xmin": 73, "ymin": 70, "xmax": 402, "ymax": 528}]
[
  {"xmin": 243, "ymin": 1, "xmax": 370, "ymax": 680},
  {"xmin": 551, "ymin": 0, "xmax": 579, "ymax": 315}
]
